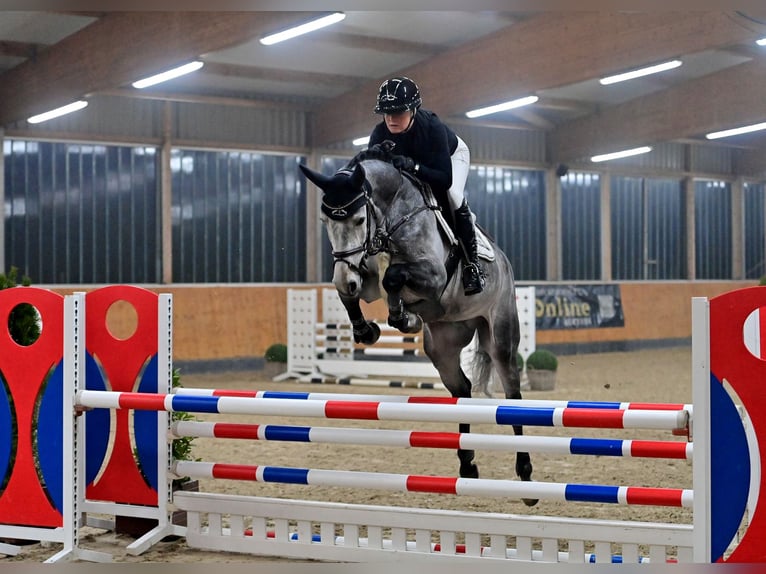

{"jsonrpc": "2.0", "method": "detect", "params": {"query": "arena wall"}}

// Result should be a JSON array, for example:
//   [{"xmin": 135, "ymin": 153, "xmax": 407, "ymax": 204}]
[{"xmin": 46, "ymin": 280, "xmax": 755, "ymax": 371}]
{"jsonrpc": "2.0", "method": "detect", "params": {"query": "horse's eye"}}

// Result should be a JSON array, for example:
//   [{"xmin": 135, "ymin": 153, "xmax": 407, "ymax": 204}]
[{"xmin": 354, "ymin": 216, "xmax": 365, "ymax": 227}]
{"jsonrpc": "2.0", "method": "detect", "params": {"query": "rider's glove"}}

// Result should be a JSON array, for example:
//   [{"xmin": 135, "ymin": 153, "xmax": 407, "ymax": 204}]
[{"xmin": 391, "ymin": 155, "xmax": 416, "ymax": 173}]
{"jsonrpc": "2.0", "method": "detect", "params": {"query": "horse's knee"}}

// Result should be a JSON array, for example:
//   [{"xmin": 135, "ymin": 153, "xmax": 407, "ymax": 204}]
[{"xmin": 382, "ymin": 265, "xmax": 408, "ymax": 292}]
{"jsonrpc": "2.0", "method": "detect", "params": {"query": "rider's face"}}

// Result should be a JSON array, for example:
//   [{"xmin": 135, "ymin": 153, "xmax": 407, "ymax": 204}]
[{"xmin": 384, "ymin": 110, "xmax": 413, "ymax": 134}]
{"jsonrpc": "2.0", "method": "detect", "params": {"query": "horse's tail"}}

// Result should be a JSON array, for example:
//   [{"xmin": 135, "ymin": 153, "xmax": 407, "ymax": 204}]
[{"xmin": 466, "ymin": 336, "xmax": 494, "ymax": 398}]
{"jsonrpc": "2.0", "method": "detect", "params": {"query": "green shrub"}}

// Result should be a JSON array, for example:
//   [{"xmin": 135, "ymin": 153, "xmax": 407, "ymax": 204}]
[
  {"xmin": 265, "ymin": 343, "xmax": 288, "ymax": 363},
  {"xmin": 526, "ymin": 349, "xmax": 558, "ymax": 371},
  {"xmin": 760, "ymin": 276, "xmax": 766, "ymax": 286},
  {"xmin": 0, "ymin": 266, "xmax": 40, "ymax": 345},
  {"xmin": 170, "ymin": 368, "xmax": 199, "ymax": 487}
]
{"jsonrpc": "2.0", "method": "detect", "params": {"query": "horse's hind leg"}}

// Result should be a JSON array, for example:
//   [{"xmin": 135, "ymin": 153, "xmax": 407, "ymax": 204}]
[
  {"xmin": 423, "ymin": 321, "xmax": 478, "ymax": 479},
  {"xmin": 484, "ymin": 305, "xmax": 537, "ymax": 506}
]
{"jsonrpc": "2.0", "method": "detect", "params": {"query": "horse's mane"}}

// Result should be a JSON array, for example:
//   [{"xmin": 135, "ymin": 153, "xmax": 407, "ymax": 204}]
[{"xmin": 345, "ymin": 141, "xmax": 396, "ymax": 171}]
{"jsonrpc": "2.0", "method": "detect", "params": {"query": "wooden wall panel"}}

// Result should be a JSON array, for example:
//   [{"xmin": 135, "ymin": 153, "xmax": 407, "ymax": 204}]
[{"xmin": 49, "ymin": 281, "xmax": 757, "ymax": 364}]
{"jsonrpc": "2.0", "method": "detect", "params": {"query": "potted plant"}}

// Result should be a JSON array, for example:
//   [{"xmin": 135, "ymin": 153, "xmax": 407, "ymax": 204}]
[
  {"xmin": 526, "ymin": 349, "xmax": 558, "ymax": 391},
  {"xmin": 263, "ymin": 342, "xmax": 288, "ymax": 379}
]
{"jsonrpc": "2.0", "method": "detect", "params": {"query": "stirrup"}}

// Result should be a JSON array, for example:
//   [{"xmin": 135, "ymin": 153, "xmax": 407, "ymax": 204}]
[{"xmin": 462, "ymin": 263, "xmax": 485, "ymax": 296}]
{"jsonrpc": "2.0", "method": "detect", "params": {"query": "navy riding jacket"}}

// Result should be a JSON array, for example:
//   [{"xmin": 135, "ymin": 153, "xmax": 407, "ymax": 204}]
[{"xmin": 368, "ymin": 109, "xmax": 459, "ymax": 202}]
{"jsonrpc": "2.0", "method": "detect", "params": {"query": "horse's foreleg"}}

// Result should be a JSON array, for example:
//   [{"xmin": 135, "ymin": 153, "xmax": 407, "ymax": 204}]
[
  {"xmin": 339, "ymin": 295, "xmax": 380, "ymax": 345},
  {"xmin": 382, "ymin": 264, "xmax": 423, "ymax": 333}
]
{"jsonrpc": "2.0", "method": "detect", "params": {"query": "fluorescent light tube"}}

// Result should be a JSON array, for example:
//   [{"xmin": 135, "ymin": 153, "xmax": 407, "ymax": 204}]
[
  {"xmin": 260, "ymin": 12, "xmax": 345, "ymax": 45},
  {"xmin": 599, "ymin": 60, "xmax": 682, "ymax": 85},
  {"xmin": 465, "ymin": 96, "xmax": 539, "ymax": 119},
  {"xmin": 352, "ymin": 136, "xmax": 370, "ymax": 146},
  {"xmin": 706, "ymin": 121, "xmax": 766, "ymax": 140},
  {"xmin": 132, "ymin": 61, "xmax": 204, "ymax": 89},
  {"xmin": 757, "ymin": 37, "xmax": 766, "ymax": 46},
  {"xmin": 591, "ymin": 146, "xmax": 652, "ymax": 162},
  {"xmin": 27, "ymin": 100, "xmax": 88, "ymax": 124}
]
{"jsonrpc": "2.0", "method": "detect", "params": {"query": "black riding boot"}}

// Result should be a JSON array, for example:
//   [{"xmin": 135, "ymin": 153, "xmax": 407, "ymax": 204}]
[{"xmin": 454, "ymin": 201, "xmax": 485, "ymax": 296}]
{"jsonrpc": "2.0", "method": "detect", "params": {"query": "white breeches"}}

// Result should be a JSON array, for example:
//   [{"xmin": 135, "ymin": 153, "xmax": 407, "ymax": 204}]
[{"xmin": 447, "ymin": 136, "xmax": 470, "ymax": 212}]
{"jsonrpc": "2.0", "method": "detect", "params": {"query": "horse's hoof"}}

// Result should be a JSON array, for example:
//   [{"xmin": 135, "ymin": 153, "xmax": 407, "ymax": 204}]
[
  {"xmin": 354, "ymin": 321, "xmax": 380, "ymax": 345},
  {"xmin": 459, "ymin": 462, "xmax": 479, "ymax": 479},
  {"xmin": 387, "ymin": 312, "xmax": 409, "ymax": 332},
  {"xmin": 522, "ymin": 498, "xmax": 539, "ymax": 507},
  {"xmin": 516, "ymin": 459, "xmax": 533, "ymax": 483}
]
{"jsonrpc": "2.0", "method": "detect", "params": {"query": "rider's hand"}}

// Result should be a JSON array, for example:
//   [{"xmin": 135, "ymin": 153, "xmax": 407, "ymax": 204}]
[{"xmin": 391, "ymin": 155, "xmax": 416, "ymax": 173}]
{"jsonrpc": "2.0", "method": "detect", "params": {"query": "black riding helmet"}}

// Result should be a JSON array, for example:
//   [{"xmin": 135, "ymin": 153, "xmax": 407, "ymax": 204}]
[{"xmin": 374, "ymin": 77, "xmax": 422, "ymax": 114}]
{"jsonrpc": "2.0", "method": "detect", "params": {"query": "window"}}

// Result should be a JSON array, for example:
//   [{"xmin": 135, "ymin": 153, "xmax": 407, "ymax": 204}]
[
  {"xmin": 611, "ymin": 176, "xmax": 686, "ymax": 279},
  {"xmin": 561, "ymin": 172, "xmax": 601, "ymax": 280},
  {"xmin": 467, "ymin": 166, "xmax": 546, "ymax": 281},
  {"xmin": 171, "ymin": 149, "xmax": 307, "ymax": 282},
  {"xmin": 4, "ymin": 140, "xmax": 159, "ymax": 283},
  {"xmin": 744, "ymin": 182, "xmax": 765, "ymax": 280},
  {"xmin": 694, "ymin": 179, "xmax": 731, "ymax": 279}
]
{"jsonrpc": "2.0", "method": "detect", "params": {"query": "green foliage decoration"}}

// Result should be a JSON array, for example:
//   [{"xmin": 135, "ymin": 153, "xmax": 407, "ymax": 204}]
[
  {"xmin": 526, "ymin": 349, "xmax": 558, "ymax": 371},
  {"xmin": 0, "ymin": 266, "xmax": 40, "ymax": 345},
  {"xmin": 171, "ymin": 367, "xmax": 198, "ymax": 467},
  {"xmin": 265, "ymin": 342, "xmax": 288, "ymax": 363}
]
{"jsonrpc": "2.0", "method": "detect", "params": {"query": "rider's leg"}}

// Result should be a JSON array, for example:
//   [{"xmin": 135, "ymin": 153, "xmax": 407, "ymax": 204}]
[
  {"xmin": 454, "ymin": 201, "xmax": 485, "ymax": 295},
  {"xmin": 448, "ymin": 137, "xmax": 484, "ymax": 296}
]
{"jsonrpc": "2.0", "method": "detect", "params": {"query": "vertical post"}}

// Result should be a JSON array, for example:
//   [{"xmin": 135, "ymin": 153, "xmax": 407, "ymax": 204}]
[
  {"xmin": 157, "ymin": 294, "xmax": 173, "ymax": 523},
  {"xmin": 730, "ymin": 177, "xmax": 744, "ymax": 280},
  {"xmin": 600, "ymin": 171, "xmax": 611, "ymax": 281},
  {"xmin": 0, "ymin": 128, "xmax": 4, "ymax": 273},
  {"xmin": 545, "ymin": 168, "xmax": 560, "ymax": 281},
  {"xmin": 691, "ymin": 296, "xmax": 711, "ymax": 563},
  {"xmin": 684, "ymin": 177, "xmax": 696, "ymax": 280},
  {"xmin": 161, "ymin": 101, "xmax": 173, "ymax": 284}
]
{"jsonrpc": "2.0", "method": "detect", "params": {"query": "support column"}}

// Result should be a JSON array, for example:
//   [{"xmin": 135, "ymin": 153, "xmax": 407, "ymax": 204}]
[
  {"xmin": 684, "ymin": 177, "xmax": 695, "ymax": 280},
  {"xmin": 0, "ymin": 128, "xmax": 5, "ymax": 273},
  {"xmin": 600, "ymin": 171, "xmax": 612, "ymax": 281},
  {"xmin": 545, "ymin": 168, "xmax": 560, "ymax": 281},
  {"xmin": 731, "ymin": 177, "xmax": 744, "ymax": 280},
  {"xmin": 160, "ymin": 102, "xmax": 173, "ymax": 284}
]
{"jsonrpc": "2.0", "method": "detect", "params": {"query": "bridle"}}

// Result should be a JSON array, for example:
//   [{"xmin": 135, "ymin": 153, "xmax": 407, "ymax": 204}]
[{"xmin": 322, "ymin": 169, "xmax": 437, "ymax": 273}]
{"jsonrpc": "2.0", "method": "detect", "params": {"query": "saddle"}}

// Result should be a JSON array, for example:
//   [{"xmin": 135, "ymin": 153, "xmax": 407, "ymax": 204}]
[{"xmin": 402, "ymin": 171, "xmax": 495, "ymax": 262}]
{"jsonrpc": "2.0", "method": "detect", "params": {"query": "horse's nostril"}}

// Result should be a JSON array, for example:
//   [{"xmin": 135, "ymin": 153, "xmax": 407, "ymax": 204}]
[{"xmin": 348, "ymin": 281, "xmax": 357, "ymax": 294}]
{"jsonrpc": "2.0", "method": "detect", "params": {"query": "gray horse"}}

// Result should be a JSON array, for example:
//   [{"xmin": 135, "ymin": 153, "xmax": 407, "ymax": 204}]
[{"xmin": 300, "ymin": 153, "xmax": 536, "ymax": 505}]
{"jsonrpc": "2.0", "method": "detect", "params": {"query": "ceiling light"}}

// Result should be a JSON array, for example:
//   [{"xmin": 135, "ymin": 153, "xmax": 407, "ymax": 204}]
[
  {"xmin": 132, "ymin": 61, "xmax": 204, "ymax": 89},
  {"xmin": 599, "ymin": 60, "xmax": 682, "ymax": 85},
  {"xmin": 465, "ymin": 96, "xmax": 539, "ymax": 119},
  {"xmin": 706, "ymin": 121, "xmax": 766, "ymax": 140},
  {"xmin": 591, "ymin": 146, "xmax": 652, "ymax": 162},
  {"xmin": 27, "ymin": 100, "xmax": 88, "ymax": 124},
  {"xmin": 260, "ymin": 12, "xmax": 345, "ymax": 45},
  {"xmin": 757, "ymin": 38, "xmax": 766, "ymax": 46},
  {"xmin": 352, "ymin": 136, "xmax": 370, "ymax": 147}
]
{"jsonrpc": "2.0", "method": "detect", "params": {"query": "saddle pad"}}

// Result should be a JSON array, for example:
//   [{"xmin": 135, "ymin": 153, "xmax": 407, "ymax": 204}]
[{"xmin": 476, "ymin": 228, "xmax": 495, "ymax": 262}]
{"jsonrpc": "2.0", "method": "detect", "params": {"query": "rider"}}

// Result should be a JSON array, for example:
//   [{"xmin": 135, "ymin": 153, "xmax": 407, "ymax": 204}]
[{"xmin": 367, "ymin": 76, "xmax": 485, "ymax": 296}]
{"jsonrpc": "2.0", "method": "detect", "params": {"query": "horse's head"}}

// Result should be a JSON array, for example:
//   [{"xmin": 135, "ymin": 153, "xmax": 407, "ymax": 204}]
[{"xmin": 299, "ymin": 162, "xmax": 372, "ymax": 298}]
